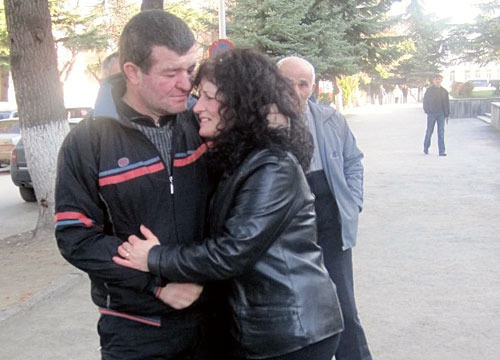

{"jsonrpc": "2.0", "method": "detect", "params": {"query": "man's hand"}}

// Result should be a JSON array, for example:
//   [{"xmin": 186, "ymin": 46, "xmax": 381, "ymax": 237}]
[
  {"xmin": 113, "ymin": 225, "xmax": 160, "ymax": 272},
  {"xmin": 266, "ymin": 104, "xmax": 289, "ymax": 129},
  {"xmin": 157, "ymin": 283, "xmax": 204, "ymax": 310}
]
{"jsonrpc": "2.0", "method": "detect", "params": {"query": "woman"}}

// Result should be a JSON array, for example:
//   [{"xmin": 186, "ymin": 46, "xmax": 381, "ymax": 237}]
[{"xmin": 114, "ymin": 48, "xmax": 343, "ymax": 360}]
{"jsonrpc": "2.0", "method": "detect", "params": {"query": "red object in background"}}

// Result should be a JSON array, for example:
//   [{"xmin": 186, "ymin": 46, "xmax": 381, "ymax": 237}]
[{"xmin": 208, "ymin": 39, "xmax": 234, "ymax": 58}]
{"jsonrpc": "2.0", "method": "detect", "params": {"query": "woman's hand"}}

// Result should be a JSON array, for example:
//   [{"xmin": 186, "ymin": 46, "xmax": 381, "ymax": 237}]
[{"xmin": 113, "ymin": 225, "xmax": 160, "ymax": 272}]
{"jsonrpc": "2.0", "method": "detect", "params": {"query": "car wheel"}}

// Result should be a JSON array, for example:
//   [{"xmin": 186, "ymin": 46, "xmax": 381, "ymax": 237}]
[{"xmin": 19, "ymin": 186, "xmax": 37, "ymax": 202}]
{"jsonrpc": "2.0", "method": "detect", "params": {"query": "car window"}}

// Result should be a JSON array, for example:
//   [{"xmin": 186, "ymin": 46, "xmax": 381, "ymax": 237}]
[
  {"xmin": 0, "ymin": 111, "xmax": 13, "ymax": 120},
  {"xmin": 0, "ymin": 119, "xmax": 20, "ymax": 134}
]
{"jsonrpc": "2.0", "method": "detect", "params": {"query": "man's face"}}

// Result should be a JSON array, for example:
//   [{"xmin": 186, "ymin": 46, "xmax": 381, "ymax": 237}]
[
  {"xmin": 133, "ymin": 45, "xmax": 197, "ymax": 118},
  {"xmin": 432, "ymin": 76, "xmax": 443, "ymax": 87},
  {"xmin": 279, "ymin": 60, "xmax": 315, "ymax": 112}
]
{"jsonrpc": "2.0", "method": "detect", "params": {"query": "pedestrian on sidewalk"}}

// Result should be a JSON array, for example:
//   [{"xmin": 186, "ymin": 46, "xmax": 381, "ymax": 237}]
[
  {"xmin": 278, "ymin": 56, "xmax": 372, "ymax": 360},
  {"xmin": 55, "ymin": 11, "xmax": 217, "ymax": 359},
  {"xmin": 423, "ymin": 74, "xmax": 450, "ymax": 156}
]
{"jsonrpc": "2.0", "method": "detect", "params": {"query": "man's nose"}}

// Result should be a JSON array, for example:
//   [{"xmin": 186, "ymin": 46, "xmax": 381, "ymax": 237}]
[
  {"xmin": 177, "ymin": 72, "xmax": 193, "ymax": 91},
  {"xmin": 293, "ymin": 84, "xmax": 301, "ymax": 97}
]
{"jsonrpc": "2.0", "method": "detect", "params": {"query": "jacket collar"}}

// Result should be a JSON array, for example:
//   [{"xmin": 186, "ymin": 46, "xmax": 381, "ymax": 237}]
[{"xmin": 93, "ymin": 74, "xmax": 176, "ymax": 128}]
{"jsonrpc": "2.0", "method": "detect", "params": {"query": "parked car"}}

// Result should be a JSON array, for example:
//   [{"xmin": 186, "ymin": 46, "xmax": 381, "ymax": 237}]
[
  {"xmin": 0, "ymin": 109, "xmax": 18, "ymax": 120},
  {"xmin": 10, "ymin": 108, "xmax": 91, "ymax": 202},
  {"xmin": 466, "ymin": 79, "xmax": 496, "ymax": 92},
  {"xmin": 0, "ymin": 118, "xmax": 21, "ymax": 167}
]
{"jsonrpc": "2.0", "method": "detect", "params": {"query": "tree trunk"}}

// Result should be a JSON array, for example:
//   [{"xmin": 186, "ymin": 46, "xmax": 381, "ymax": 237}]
[
  {"xmin": 4, "ymin": 0, "xmax": 68, "ymax": 239},
  {"xmin": 418, "ymin": 86, "xmax": 423, "ymax": 102},
  {"xmin": 141, "ymin": 0, "xmax": 164, "ymax": 11},
  {"xmin": 0, "ymin": 70, "xmax": 9, "ymax": 102}
]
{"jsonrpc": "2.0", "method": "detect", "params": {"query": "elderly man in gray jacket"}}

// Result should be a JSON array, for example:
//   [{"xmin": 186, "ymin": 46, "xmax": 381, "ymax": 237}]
[{"xmin": 278, "ymin": 57, "xmax": 371, "ymax": 360}]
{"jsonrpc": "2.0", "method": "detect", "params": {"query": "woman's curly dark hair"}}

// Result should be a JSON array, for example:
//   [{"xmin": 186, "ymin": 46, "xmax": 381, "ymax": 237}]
[{"xmin": 194, "ymin": 48, "xmax": 313, "ymax": 176}]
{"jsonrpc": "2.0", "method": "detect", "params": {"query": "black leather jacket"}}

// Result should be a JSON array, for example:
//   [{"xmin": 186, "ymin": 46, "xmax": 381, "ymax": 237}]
[{"xmin": 148, "ymin": 148, "xmax": 344, "ymax": 358}]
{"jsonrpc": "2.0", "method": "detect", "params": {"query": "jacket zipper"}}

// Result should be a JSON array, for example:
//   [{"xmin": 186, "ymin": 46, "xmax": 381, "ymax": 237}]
[
  {"xmin": 121, "ymin": 125, "xmax": 180, "ymax": 244},
  {"xmin": 169, "ymin": 126, "xmax": 179, "ymax": 244}
]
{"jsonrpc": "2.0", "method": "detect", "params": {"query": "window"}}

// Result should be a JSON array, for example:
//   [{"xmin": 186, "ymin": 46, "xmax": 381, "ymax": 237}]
[{"xmin": 0, "ymin": 119, "xmax": 20, "ymax": 134}]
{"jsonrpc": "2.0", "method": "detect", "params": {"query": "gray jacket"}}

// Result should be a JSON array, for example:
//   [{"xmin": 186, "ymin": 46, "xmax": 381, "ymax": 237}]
[{"xmin": 308, "ymin": 101, "xmax": 364, "ymax": 249}]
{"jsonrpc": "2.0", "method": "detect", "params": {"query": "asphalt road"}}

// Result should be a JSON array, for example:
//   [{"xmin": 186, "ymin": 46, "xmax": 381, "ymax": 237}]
[
  {"xmin": 0, "ymin": 169, "xmax": 38, "ymax": 239},
  {"xmin": 1, "ymin": 103, "xmax": 499, "ymax": 359}
]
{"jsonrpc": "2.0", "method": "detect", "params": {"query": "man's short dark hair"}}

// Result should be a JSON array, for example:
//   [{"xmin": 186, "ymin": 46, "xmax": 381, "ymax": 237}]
[
  {"xmin": 119, "ymin": 10, "xmax": 195, "ymax": 74},
  {"xmin": 433, "ymin": 74, "xmax": 443, "ymax": 80}
]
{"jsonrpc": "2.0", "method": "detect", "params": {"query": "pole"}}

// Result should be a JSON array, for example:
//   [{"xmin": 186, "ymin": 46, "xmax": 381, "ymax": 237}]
[{"xmin": 219, "ymin": 0, "xmax": 226, "ymax": 39}]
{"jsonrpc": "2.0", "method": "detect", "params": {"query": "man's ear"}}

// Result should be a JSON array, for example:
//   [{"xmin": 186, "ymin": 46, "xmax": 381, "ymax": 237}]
[{"xmin": 122, "ymin": 62, "xmax": 141, "ymax": 85}]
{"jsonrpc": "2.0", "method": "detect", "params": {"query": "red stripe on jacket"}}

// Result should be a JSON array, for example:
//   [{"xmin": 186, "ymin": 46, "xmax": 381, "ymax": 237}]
[
  {"xmin": 54, "ymin": 211, "xmax": 93, "ymax": 227},
  {"xmin": 173, "ymin": 143, "xmax": 210, "ymax": 167},
  {"xmin": 98, "ymin": 308, "xmax": 161, "ymax": 327},
  {"xmin": 99, "ymin": 162, "xmax": 165, "ymax": 186}
]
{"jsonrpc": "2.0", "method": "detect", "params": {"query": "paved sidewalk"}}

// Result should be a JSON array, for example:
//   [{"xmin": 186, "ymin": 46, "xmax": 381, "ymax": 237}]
[
  {"xmin": 350, "ymin": 104, "xmax": 500, "ymax": 360},
  {"xmin": 1, "ymin": 103, "xmax": 499, "ymax": 359}
]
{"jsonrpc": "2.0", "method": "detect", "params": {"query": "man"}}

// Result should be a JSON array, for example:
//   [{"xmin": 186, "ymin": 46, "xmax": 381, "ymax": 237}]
[
  {"xmin": 423, "ymin": 74, "xmax": 450, "ymax": 156},
  {"xmin": 55, "ymin": 11, "xmax": 214, "ymax": 359},
  {"xmin": 101, "ymin": 52, "xmax": 120, "ymax": 80},
  {"xmin": 278, "ymin": 57, "xmax": 372, "ymax": 360}
]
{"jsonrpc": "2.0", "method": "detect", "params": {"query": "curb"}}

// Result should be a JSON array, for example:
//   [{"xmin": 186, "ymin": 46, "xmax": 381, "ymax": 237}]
[{"xmin": 0, "ymin": 271, "xmax": 85, "ymax": 323}]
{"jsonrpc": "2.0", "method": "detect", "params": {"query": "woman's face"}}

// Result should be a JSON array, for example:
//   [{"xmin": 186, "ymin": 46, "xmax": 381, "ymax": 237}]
[{"xmin": 193, "ymin": 78, "xmax": 222, "ymax": 139}]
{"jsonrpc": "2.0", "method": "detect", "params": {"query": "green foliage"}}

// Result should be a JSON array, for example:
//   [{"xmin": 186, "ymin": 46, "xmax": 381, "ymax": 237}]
[
  {"xmin": 337, "ymin": 74, "xmax": 360, "ymax": 107},
  {"xmin": 328, "ymin": 0, "xmax": 405, "ymax": 76},
  {"xmin": 470, "ymin": 90, "xmax": 496, "ymax": 98},
  {"xmin": 318, "ymin": 92, "xmax": 333, "ymax": 105},
  {"xmin": 0, "ymin": 0, "xmax": 110, "ymax": 77},
  {"xmin": 92, "ymin": 0, "xmax": 139, "ymax": 49},
  {"xmin": 165, "ymin": 1, "xmax": 217, "ymax": 49},
  {"xmin": 227, "ymin": 0, "xmax": 402, "ymax": 80},
  {"xmin": 448, "ymin": 0, "xmax": 500, "ymax": 64},
  {"xmin": 394, "ymin": 0, "xmax": 449, "ymax": 88},
  {"xmin": 0, "ymin": 6, "xmax": 9, "ymax": 70},
  {"xmin": 450, "ymin": 81, "xmax": 473, "ymax": 98}
]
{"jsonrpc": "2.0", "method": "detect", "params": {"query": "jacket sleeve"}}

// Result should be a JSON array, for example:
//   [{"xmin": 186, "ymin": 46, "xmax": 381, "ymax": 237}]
[
  {"xmin": 55, "ymin": 126, "xmax": 154, "ymax": 292},
  {"xmin": 148, "ymin": 155, "xmax": 301, "ymax": 283},
  {"xmin": 423, "ymin": 88, "xmax": 430, "ymax": 114},
  {"xmin": 444, "ymin": 89, "xmax": 450, "ymax": 117},
  {"xmin": 336, "ymin": 112, "xmax": 364, "ymax": 212}
]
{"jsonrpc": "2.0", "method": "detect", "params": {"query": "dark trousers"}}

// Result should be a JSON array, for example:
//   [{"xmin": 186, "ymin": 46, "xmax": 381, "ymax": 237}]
[
  {"xmin": 423, "ymin": 113, "xmax": 446, "ymax": 155},
  {"xmin": 318, "ymin": 233, "xmax": 372, "ymax": 360},
  {"xmin": 230, "ymin": 335, "xmax": 340, "ymax": 360},
  {"xmin": 98, "ymin": 310, "xmax": 216, "ymax": 360}
]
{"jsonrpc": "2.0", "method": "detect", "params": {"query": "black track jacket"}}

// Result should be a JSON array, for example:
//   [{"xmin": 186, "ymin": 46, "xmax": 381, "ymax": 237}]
[{"xmin": 55, "ymin": 76, "xmax": 212, "ymax": 320}]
